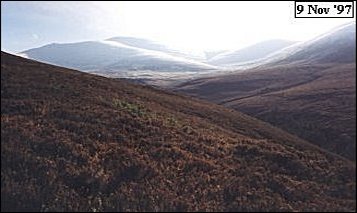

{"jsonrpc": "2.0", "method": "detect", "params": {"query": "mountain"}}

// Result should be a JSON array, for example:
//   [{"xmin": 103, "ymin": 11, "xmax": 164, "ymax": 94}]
[
  {"xmin": 1, "ymin": 52, "xmax": 355, "ymax": 211},
  {"xmin": 204, "ymin": 50, "xmax": 227, "ymax": 60},
  {"xmin": 175, "ymin": 22, "xmax": 356, "ymax": 161},
  {"xmin": 207, "ymin": 39, "xmax": 296, "ymax": 66},
  {"xmin": 106, "ymin": 36, "xmax": 171, "ymax": 53},
  {"xmin": 253, "ymin": 22, "xmax": 356, "ymax": 66},
  {"xmin": 107, "ymin": 37, "xmax": 204, "ymax": 60},
  {"xmin": 20, "ymin": 37, "xmax": 216, "ymax": 78}
]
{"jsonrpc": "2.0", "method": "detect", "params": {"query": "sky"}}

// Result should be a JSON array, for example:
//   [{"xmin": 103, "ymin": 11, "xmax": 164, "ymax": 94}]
[{"xmin": 1, "ymin": 1, "xmax": 355, "ymax": 53}]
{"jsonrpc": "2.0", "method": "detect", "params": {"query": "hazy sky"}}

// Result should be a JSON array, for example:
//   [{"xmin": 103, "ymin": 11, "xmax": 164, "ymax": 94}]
[{"xmin": 1, "ymin": 1, "xmax": 355, "ymax": 53}]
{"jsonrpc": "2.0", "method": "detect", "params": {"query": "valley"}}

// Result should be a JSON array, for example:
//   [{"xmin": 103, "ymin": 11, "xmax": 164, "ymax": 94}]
[
  {"xmin": 1, "ymin": 3, "xmax": 356, "ymax": 211},
  {"xmin": 175, "ymin": 23, "xmax": 356, "ymax": 161}
]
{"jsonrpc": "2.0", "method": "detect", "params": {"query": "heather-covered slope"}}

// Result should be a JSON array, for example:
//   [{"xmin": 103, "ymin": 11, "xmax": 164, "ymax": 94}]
[
  {"xmin": 175, "ymin": 23, "xmax": 356, "ymax": 161},
  {"xmin": 1, "ymin": 52, "xmax": 355, "ymax": 211},
  {"xmin": 176, "ymin": 63, "xmax": 356, "ymax": 161}
]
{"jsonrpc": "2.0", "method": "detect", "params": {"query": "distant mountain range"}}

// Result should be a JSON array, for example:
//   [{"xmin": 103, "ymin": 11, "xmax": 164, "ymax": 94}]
[
  {"xmin": 20, "ymin": 36, "xmax": 299, "ymax": 78},
  {"xmin": 19, "ymin": 22, "xmax": 356, "ymax": 79},
  {"xmin": 20, "ymin": 38, "xmax": 217, "ymax": 78}
]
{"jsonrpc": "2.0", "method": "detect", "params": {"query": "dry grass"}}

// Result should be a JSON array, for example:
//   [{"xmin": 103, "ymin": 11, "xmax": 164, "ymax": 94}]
[
  {"xmin": 1, "ymin": 52, "xmax": 356, "ymax": 211},
  {"xmin": 176, "ymin": 63, "xmax": 356, "ymax": 161}
]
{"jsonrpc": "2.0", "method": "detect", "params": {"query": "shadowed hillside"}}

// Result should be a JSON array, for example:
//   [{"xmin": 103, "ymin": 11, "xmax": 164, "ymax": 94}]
[
  {"xmin": 175, "ymin": 23, "xmax": 356, "ymax": 161},
  {"xmin": 176, "ymin": 63, "xmax": 356, "ymax": 161},
  {"xmin": 1, "ymin": 52, "xmax": 356, "ymax": 211}
]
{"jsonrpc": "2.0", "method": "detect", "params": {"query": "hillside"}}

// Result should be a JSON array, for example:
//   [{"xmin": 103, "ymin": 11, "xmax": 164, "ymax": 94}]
[
  {"xmin": 106, "ymin": 37, "xmax": 204, "ymax": 61},
  {"xmin": 253, "ymin": 22, "xmax": 356, "ymax": 67},
  {"xmin": 175, "ymin": 23, "xmax": 356, "ymax": 161},
  {"xmin": 176, "ymin": 63, "xmax": 356, "ymax": 161},
  {"xmin": 207, "ymin": 39, "xmax": 295, "ymax": 67},
  {"xmin": 1, "ymin": 52, "xmax": 356, "ymax": 211},
  {"xmin": 20, "ymin": 38, "xmax": 216, "ymax": 76}
]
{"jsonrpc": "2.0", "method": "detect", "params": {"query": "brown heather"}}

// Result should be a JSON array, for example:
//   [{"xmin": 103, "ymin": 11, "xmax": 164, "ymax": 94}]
[
  {"xmin": 176, "ymin": 63, "xmax": 356, "ymax": 161},
  {"xmin": 1, "ymin": 52, "xmax": 356, "ymax": 211}
]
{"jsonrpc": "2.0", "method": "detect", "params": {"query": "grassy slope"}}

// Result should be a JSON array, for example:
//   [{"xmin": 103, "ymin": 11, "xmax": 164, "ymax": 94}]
[
  {"xmin": 176, "ymin": 63, "xmax": 356, "ymax": 161},
  {"xmin": 1, "ymin": 52, "xmax": 356, "ymax": 211}
]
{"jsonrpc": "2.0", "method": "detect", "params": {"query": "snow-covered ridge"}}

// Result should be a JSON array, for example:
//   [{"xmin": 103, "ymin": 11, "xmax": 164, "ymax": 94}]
[
  {"xmin": 99, "ymin": 40, "xmax": 217, "ymax": 69},
  {"xmin": 19, "ymin": 22, "xmax": 355, "ymax": 80},
  {"xmin": 230, "ymin": 21, "xmax": 356, "ymax": 70},
  {"xmin": 207, "ymin": 39, "xmax": 297, "ymax": 66},
  {"xmin": 21, "ymin": 37, "xmax": 218, "ymax": 75}
]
